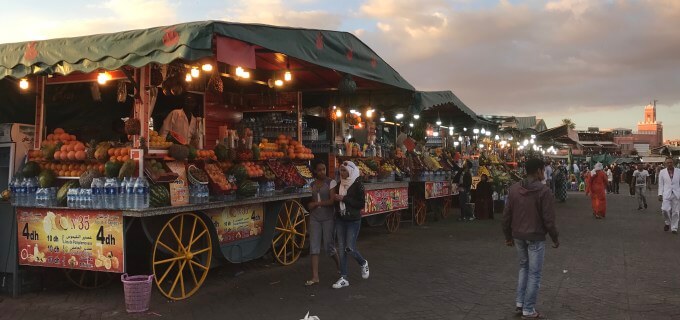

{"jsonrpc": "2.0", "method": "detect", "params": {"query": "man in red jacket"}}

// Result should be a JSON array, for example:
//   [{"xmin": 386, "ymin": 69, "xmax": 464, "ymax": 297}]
[{"xmin": 503, "ymin": 158, "xmax": 560, "ymax": 319}]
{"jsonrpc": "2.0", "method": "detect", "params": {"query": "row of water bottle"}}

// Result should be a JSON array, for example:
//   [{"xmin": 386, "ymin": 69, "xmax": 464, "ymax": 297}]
[
  {"xmin": 71, "ymin": 177, "xmax": 149, "ymax": 210},
  {"xmin": 189, "ymin": 184, "xmax": 209, "ymax": 204},
  {"xmin": 10, "ymin": 177, "xmax": 40, "ymax": 206}
]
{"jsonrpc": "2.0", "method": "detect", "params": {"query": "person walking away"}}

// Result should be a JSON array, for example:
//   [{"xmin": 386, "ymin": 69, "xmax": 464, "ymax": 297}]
[
  {"xmin": 554, "ymin": 165, "xmax": 567, "ymax": 202},
  {"xmin": 605, "ymin": 166, "xmax": 613, "ymax": 194},
  {"xmin": 632, "ymin": 165, "xmax": 649, "ymax": 211},
  {"xmin": 626, "ymin": 165, "xmax": 636, "ymax": 197},
  {"xmin": 455, "ymin": 161, "xmax": 473, "ymax": 221},
  {"xmin": 305, "ymin": 162, "xmax": 340, "ymax": 286},
  {"xmin": 612, "ymin": 164, "xmax": 622, "ymax": 194},
  {"xmin": 474, "ymin": 174, "xmax": 493, "ymax": 219},
  {"xmin": 590, "ymin": 163, "xmax": 608, "ymax": 219},
  {"xmin": 503, "ymin": 158, "xmax": 559, "ymax": 319},
  {"xmin": 658, "ymin": 157, "xmax": 680, "ymax": 234},
  {"xmin": 544, "ymin": 162, "xmax": 554, "ymax": 193},
  {"xmin": 332, "ymin": 161, "xmax": 369, "ymax": 289}
]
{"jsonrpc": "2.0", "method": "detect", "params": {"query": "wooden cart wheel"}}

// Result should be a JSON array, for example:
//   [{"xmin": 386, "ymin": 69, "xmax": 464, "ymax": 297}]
[
  {"xmin": 152, "ymin": 213, "xmax": 212, "ymax": 301},
  {"xmin": 413, "ymin": 198, "xmax": 427, "ymax": 226},
  {"xmin": 272, "ymin": 200, "xmax": 307, "ymax": 265},
  {"xmin": 440, "ymin": 197, "xmax": 452, "ymax": 219},
  {"xmin": 385, "ymin": 211, "xmax": 401, "ymax": 233},
  {"xmin": 63, "ymin": 269, "xmax": 114, "ymax": 289}
]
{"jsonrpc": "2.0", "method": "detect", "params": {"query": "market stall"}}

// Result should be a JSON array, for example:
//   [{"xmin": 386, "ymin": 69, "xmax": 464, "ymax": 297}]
[{"xmin": 0, "ymin": 21, "xmax": 416, "ymax": 300}]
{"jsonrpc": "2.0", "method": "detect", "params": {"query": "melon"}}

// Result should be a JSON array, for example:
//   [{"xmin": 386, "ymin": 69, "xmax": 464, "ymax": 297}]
[
  {"xmin": 57, "ymin": 180, "xmax": 79, "ymax": 206},
  {"xmin": 22, "ymin": 161, "xmax": 41, "ymax": 178},
  {"xmin": 150, "ymin": 183, "xmax": 171, "ymax": 207},
  {"xmin": 166, "ymin": 131, "xmax": 187, "ymax": 145}
]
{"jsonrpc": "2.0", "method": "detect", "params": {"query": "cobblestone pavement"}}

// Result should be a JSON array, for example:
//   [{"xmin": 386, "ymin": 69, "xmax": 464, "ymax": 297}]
[{"xmin": 2, "ymin": 187, "xmax": 680, "ymax": 320}]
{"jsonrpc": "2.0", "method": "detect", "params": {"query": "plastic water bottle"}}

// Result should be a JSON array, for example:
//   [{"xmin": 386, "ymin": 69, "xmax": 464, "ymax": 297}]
[
  {"xmin": 201, "ymin": 184, "xmax": 209, "ymax": 203},
  {"xmin": 67, "ymin": 188, "xmax": 77, "ymax": 208},
  {"xmin": 9, "ymin": 177, "xmax": 18, "ymax": 206},
  {"xmin": 135, "ymin": 177, "xmax": 149, "ymax": 209},
  {"xmin": 104, "ymin": 178, "xmax": 119, "ymax": 209},
  {"xmin": 126, "ymin": 178, "xmax": 137, "ymax": 209},
  {"xmin": 26, "ymin": 178, "xmax": 37, "ymax": 206},
  {"xmin": 91, "ymin": 178, "xmax": 102, "ymax": 209},
  {"xmin": 119, "ymin": 178, "xmax": 128, "ymax": 209}
]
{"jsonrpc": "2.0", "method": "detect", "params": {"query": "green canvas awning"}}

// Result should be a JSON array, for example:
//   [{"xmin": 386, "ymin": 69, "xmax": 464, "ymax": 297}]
[
  {"xmin": 412, "ymin": 90, "xmax": 484, "ymax": 126},
  {"xmin": 0, "ymin": 20, "xmax": 414, "ymax": 91}
]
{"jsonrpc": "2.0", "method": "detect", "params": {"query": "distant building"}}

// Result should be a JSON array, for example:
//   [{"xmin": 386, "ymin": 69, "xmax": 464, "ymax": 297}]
[
  {"xmin": 479, "ymin": 115, "xmax": 547, "ymax": 134},
  {"xmin": 612, "ymin": 101, "xmax": 664, "ymax": 156}
]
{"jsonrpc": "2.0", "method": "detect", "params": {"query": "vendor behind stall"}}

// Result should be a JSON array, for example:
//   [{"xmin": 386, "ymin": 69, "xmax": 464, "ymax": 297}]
[{"xmin": 160, "ymin": 95, "xmax": 199, "ymax": 147}]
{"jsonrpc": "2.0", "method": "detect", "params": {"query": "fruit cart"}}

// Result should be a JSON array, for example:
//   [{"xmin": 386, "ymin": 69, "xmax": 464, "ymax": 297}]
[
  {"xmin": 362, "ymin": 181, "xmax": 410, "ymax": 233},
  {"xmin": 15, "ymin": 191, "xmax": 310, "ymax": 300},
  {"xmin": 407, "ymin": 179, "xmax": 453, "ymax": 225}
]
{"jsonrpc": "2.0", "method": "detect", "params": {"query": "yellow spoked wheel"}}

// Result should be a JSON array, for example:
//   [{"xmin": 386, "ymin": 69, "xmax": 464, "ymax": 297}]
[
  {"xmin": 272, "ymin": 200, "xmax": 307, "ymax": 265},
  {"xmin": 413, "ymin": 198, "xmax": 427, "ymax": 226},
  {"xmin": 440, "ymin": 197, "xmax": 452, "ymax": 219},
  {"xmin": 385, "ymin": 211, "xmax": 401, "ymax": 233},
  {"xmin": 63, "ymin": 269, "xmax": 114, "ymax": 289},
  {"xmin": 152, "ymin": 213, "xmax": 212, "ymax": 300}
]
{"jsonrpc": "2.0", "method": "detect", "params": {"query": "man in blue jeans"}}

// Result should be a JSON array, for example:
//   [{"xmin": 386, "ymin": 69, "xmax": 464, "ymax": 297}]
[{"xmin": 503, "ymin": 158, "xmax": 560, "ymax": 319}]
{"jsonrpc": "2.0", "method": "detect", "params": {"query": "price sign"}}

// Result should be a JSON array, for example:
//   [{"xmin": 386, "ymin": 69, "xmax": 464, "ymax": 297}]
[{"xmin": 16, "ymin": 208, "xmax": 124, "ymax": 273}]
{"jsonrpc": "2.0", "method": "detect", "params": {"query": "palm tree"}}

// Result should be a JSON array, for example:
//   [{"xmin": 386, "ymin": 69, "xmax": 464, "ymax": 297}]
[{"xmin": 561, "ymin": 118, "xmax": 576, "ymax": 129}]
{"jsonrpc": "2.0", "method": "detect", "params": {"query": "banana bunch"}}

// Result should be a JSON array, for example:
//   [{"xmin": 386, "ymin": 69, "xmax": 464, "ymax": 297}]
[
  {"xmin": 357, "ymin": 161, "xmax": 376, "ymax": 176},
  {"xmin": 478, "ymin": 166, "xmax": 491, "ymax": 178},
  {"xmin": 423, "ymin": 155, "xmax": 443, "ymax": 170}
]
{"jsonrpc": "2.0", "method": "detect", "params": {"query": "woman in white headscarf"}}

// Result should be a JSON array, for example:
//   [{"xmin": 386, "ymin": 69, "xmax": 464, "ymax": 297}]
[
  {"xmin": 590, "ymin": 163, "xmax": 608, "ymax": 219},
  {"xmin": 331, "ymin": 161, "xmax": 369, "ymax": 289}
]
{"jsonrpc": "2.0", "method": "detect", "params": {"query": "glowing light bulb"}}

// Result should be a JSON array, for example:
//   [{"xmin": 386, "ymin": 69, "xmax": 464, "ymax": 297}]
[
  {"xmin": 413, "ymin": 114, "xmax": 420, "ymax": 120},
  {"xmin": 396, "ymin": 113, "xmax": 404, "ymax": 119},
  {"xmin": 458, "ymin": 136, "xmax": 463, "ymax": 142},
  {"xmin": 335, "ymin": 110, "xmax": 343, "ymax": 118},
  {"xmin": 191, "ymin": 67, "xmax": 200, "ymax": 78},
  {"xmin": 235, "ymin": 66, "xmax": 244, "ymax": 77},
  {"xmin": 409, "ymin": 122, "xmax": 414, "ymax": 127},
  {"xmin": 242, "ymin": 71, "xmax": 250, "ymax": 79},
  {"xmin": 436, "ymin": 120, "xmax": 442, "ymax": 126},
  {"xmin": 97, "ymin": 72, "xmax": 111, "ymax": 84},
  {"xmin": 380, "ymin": 116, "xmax": 385, "ymax": 122},
  {"xmin": 284, "ymin": 71, "xmax": 292, "ymax": 81},
  {"xmin": 19, "ymin": 78, "xmax": 28, "ymax": 90},
  {"xmin": 185, "ymin": 73, "xmax": 192, "ymax": 82},
  {"xmin": 274, "ymin": 79, "xmax": 283, "ymax": 86},
  {"xmin": 433, "ymin": 132, "xmax": 439, "ymax": 137},
  {"xmin": 201, "ymin": 64, "xmax": 213, "ymax": 72}
]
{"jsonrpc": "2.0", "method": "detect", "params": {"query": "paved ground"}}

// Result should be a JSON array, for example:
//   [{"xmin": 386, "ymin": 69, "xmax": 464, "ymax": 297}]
[{"xmin": 2, "ymin": 187, "xmax": 680, "ymax": 320}]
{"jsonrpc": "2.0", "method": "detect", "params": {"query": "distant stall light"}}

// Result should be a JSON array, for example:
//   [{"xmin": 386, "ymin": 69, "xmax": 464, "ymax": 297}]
[
  {"xmin": 335, "ymin": 109, "xmax": 343, "ymax": 118},
  {"xmin": 413, "ymin": 114, "xmax": 420, "ymax": 120},
  {"xmin": 97, "ymin": 71, "xmax": 112, "ymax": 84},
  {"xmin": 19, "ymin": 78, "xmax": 29, "ymax": 90},
  {"xmin": 201, "ymin": 64, "xmax": 213, "ymax": 72},
  {"xmin": 409, "ymin": 122, "xmax": 414, "ymax": 127},
  {"xmin": 185, "ymin": 73, "xmax": 192, "ymax": 82},
  {"xmin": 274, "ymin": 79, "xmax": 283, "ymax": 86},
  {"xmin": 395, "ymin": 113, "xmax": 404, "ymax": 119},
  {"xmin": 191, "ymin": 67, "xmax": 200, "ymax": 78}
]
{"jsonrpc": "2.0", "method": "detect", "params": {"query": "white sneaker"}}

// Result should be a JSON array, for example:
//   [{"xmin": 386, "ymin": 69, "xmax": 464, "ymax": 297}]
[
  {"xmin": 361, "ymin": 261, "xmax": 370, "ymax": 279},
  {"xmin": 332, "ymin": 277, "xmax": 349, "ymax": 289}
]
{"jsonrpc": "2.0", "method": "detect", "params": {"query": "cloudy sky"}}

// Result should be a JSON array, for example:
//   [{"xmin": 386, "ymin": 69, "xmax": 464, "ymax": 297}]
[{"xmin": 2, "ymin": 0, "xmax": 679, "ymax": 138}]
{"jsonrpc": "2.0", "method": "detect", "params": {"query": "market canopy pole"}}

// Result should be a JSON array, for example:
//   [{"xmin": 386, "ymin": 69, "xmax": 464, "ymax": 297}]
[{"xmin": 33, "ymin": 76, "xmax": 45, "ymax": 150}]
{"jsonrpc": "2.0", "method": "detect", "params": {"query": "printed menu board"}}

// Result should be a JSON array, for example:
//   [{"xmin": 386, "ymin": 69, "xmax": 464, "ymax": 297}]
[
  {"xmin": 16, "ymin": 208, "xmax": 124, "ymax": 273},
  {"xmin": 425, "ymin": 181, "xmax": 452, "ymax": 199},
  {"xmin": 207, "ymin": 204, "xmax": 264, "ymax": 244},
  {"xmin": 362, "ymin": 187, "xmax": 409, "ymax": 216},
  {"xmin": 166, "ymin": 161, "xmax": 189, "ymax": 205}
]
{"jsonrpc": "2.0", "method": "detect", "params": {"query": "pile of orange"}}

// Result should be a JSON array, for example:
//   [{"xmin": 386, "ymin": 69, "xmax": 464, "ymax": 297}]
[
  {"xmin": 107, "ymin": 147, "xmax": 131, "ymax": 162},
  {"xmin": 41, "ymin": 162, "xmax": 105, "ymax": 177},
  {"xmin": 242, "ymin": 162, "xmax": 264, "ymax": 178},
  {"xmin": 195, "ymin": 150, "xmax": 216, "ymax": 160},
  {"xmin": 54, "ymin": 141, "xmax": 88, "ymax": 161},
  {"xmin": 41, "ymin": 128, "xmax": 77, "ymax": 148},
  {"xmin": 287, "ymin": 140, "xmax": 314, "ymax": 160}
]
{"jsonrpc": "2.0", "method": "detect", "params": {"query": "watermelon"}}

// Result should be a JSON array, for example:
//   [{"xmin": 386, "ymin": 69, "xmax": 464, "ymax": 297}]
[
  {"xmin": 229, "ymin": 164, "xmax": 248, "ymax": 183},
  {"xmin": 105, "ymin": 161, "xmax": 123, "ymax": 178},
  {"xmin": 167, "ymin": 131, "xmax": 187, "ymax": 145},
  {"xmin": 22, "ymin": 161, "xmax": 41, "ymax": 178},
  {"xmin": 188, "ymin": 146, "xmax": 198, "ymax": 161},
  {"xmin": 38, "ymin": 169, "xmax": 57, "ymax": 188},
  {"xmin": 118, "ymin": 160, "xmax": 137, "ymax": 179},
  {"xmin": 150, "ymin": 183, "xmax": 171, "ymax": 208},
  {"xmin": 214, "ymin": 144, "xmax": 228, "ymax": 161},
  {"xmin": 57, "ymin": 180, "xmax": 79, "ymax": 206},
  {"xmin": 236, "ymin": 180, "xmax": 258, "ymax": 198}
]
